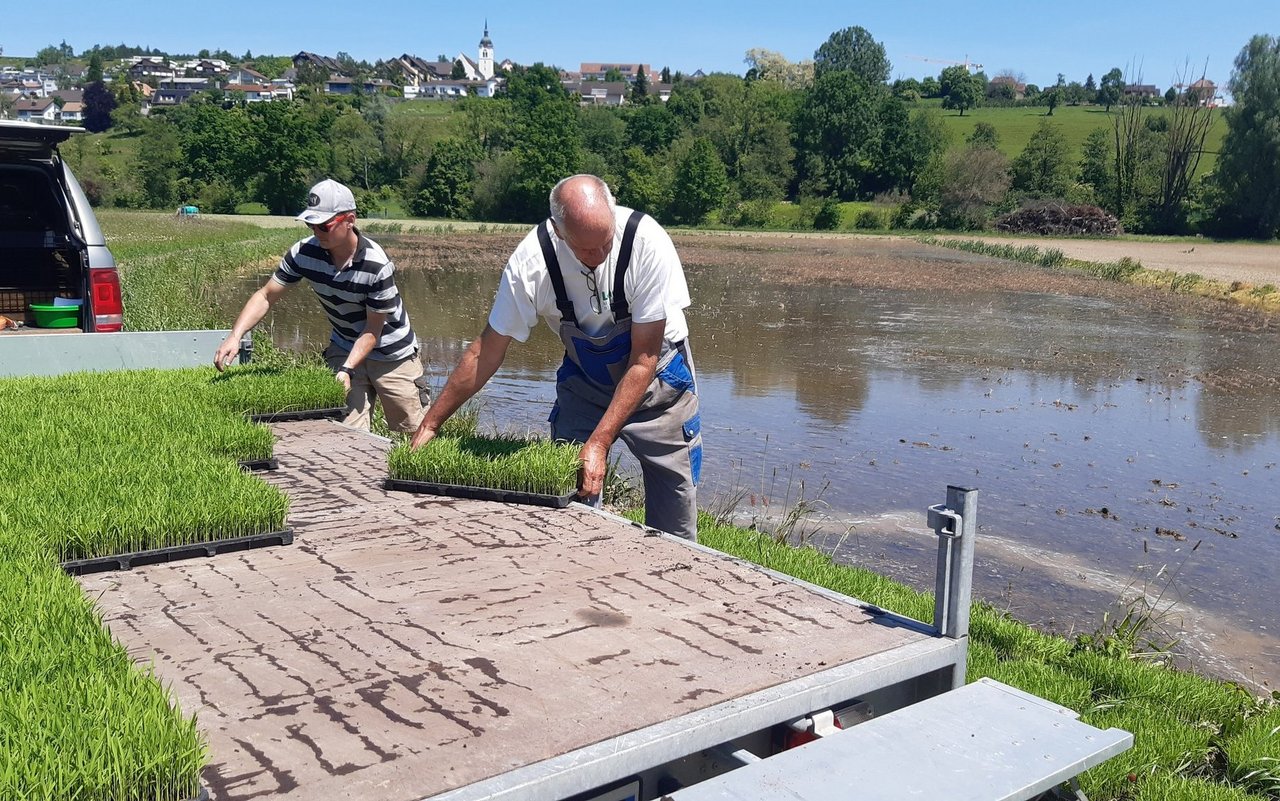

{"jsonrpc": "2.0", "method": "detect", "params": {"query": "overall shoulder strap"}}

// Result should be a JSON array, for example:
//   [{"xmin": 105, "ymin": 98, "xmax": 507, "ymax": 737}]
[
  {"xmin": 610, "ymin": 209, "xmax": 645, "ymax": 318},
  {"xmin": 537, "ymin": 219, "xmax": 576, "ymax": 323}
]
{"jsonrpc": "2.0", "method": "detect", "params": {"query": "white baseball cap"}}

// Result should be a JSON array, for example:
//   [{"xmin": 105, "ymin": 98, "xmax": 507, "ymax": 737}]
[{"xmin": 296, "ymin": 179, "xmax": 356, "ymax": 224}]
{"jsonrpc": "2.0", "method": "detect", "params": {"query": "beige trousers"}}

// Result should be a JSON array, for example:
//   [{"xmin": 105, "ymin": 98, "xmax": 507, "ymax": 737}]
[{"xmin": 324, "ymin": 345, "xmax": 431, "ymax": 434}]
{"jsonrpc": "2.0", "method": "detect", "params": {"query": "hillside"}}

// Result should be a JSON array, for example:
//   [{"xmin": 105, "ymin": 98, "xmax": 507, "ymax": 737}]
[{"xmin": 924, "ymin": 103, "xmax": 1227, "ymax": 175}]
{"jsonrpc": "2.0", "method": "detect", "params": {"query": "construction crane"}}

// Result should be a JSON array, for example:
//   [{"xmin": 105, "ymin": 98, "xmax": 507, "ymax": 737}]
[{"xmin": 907, "ymin": 54, "xmax": 983, "ymax": 72}]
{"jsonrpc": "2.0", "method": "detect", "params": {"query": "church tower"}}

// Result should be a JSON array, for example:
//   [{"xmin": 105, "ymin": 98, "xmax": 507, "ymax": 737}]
[{"xmin": 478, "ymin": 21, "xmax": 494, "ymax": 80}]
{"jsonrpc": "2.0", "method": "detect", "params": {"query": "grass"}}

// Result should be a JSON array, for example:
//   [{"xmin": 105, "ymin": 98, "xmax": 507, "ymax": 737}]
[
  {"xmin": 925, "ymin": 104, "xmax": 1228, "ymax": 176},
  {"xmin": 100, "ymin": 209, "xmax": 300, "ymax": 332}
]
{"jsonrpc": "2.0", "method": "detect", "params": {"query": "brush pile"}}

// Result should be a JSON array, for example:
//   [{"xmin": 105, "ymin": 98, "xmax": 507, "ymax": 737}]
[{"xmin": 994, "ymin": 202, "xmax": 1122, "ymax": 236}]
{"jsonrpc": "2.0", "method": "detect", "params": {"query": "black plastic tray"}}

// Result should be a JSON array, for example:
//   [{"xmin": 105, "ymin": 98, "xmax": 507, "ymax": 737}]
[
  {"xmin": 384, "ymin": 478, "xmax": 577, "ymax": 508},
  {"xmin": 249, "ymin": 407, "xmax": 345, "ymax": 423},
  {"xmin": 61, "ymin": 530, "xmax": 294, "ymax": 576},
  {"xmin": 238, "ymin": 457, "xmax": 278, "ymax": 471}
]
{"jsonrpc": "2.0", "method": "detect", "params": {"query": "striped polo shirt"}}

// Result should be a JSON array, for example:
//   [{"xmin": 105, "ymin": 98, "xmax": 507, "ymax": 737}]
[{"xmin": 272, "ymin": 230, "xmax": 418, "ymax": 361}]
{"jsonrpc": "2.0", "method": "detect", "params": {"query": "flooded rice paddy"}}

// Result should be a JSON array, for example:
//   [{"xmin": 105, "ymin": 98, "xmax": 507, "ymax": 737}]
[{"xmin": 232, "ymin": 233, "xmax": 1280, "ymax": 689}]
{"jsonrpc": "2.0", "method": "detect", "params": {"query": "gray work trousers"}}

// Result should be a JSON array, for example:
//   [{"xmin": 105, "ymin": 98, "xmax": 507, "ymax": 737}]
[{"xmin": 550, "ymin": 360, "xmax": 701, "ymax": 541}]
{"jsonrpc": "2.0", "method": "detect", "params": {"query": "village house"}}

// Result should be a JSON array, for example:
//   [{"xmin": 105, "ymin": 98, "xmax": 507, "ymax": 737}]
[
  {"xmin": 1123, "ymin": 83, "xmax": 1160, "ymax": 101},
  {"xmin": 14, "ymin": 96, "xmax": 57, "ymax": 123}
]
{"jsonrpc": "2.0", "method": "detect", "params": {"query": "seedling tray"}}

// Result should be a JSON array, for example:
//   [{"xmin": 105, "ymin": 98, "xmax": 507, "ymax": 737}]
[
  {"xmin": 249, "ymin": 407, "xmax": 345, "ymax": 423},
  {"xmin": 61, "ymin": 529, "xmax": 294, "ymax": 576},
  {"xmin": 238, "ymin": 457, "xmax": 279, "ymax": 471},
  {"xmin": 384, "ymin": 478, "xmax": 577, "ymax": 508}
]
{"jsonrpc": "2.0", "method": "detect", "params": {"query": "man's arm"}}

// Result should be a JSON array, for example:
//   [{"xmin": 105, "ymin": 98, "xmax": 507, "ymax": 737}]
[
  {"xmin": 332, "ymin": 308, "xmax": 388, "ymax": 390},
  {"xmin": 409, "ymin": 324, "xmax": 513, "ymax": 449},
  {"xmin": 214, "ymin": 279, "xmax": 290, "ymax": 370},
  {"xmin": 577, "ymin": 319, "xmax": 665, "ymax": 498}
]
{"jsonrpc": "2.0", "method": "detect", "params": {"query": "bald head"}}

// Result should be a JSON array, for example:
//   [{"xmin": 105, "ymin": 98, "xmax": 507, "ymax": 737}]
[{"xmin": 550, "ymin": 175, "xmax": 618, "ymax": 268}]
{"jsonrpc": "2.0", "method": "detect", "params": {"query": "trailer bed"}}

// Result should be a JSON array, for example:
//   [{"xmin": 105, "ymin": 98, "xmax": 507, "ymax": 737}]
[{"xmin": 79, "ymin": 420, "xmax": 962, "ymax": 801}]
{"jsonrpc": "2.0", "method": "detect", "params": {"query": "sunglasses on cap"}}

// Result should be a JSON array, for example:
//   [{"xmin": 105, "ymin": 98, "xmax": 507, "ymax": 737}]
[{"xmin": 309, "ymin": 213, "xmax": 350, "ymax": 233}]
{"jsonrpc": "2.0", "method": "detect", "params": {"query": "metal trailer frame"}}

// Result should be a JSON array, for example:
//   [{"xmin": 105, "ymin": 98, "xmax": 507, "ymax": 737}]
[{"xmin": 422, "ymin": 488, "xmax": 981, "ymax": 801}]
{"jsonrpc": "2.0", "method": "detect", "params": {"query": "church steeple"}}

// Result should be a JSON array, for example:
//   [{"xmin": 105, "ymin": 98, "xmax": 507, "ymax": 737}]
[{"xmin": 478, "ymin": 20, "xmax": 494, "ymax": 80}]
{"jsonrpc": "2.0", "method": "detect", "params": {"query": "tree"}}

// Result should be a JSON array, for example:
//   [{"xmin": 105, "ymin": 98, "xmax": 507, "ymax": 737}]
[
  {"xmin": 1011, "ymin": 119, "xmax": 1073, "ymax": 197},
  {"xmin": 631, "ymin": 67, "xmax": 650, "ymax": 103},
  {"xmin": 793, "ymin": 71, "xmax": 884, "ymax": 198},
  {"xmin": 813, "ymin": 26, "xmax": 890, "ymax": 84},
  {"xmin": 616, "ymin": 146, "xmax": 670, "ymax": 216},
  {"xmin": 412, "ymin": 138, "xmax": 482, "ymax": 218},
  {"xmin": 625, "ymin": 102, "xmax": 681, "ymax": 155},
  {"xmin": 936, "ymin": 146, "xmax": 1011, "ymax": 229},
  {"xmin": 330, "ymin": 109, "xmax": 380, "ymax": 190},
  {"xmin": 669, "ymin": 137, "xmax": 728, "ymax": 224},
  {"xmin": 1078, "ymin": 127, "xmax": 1114, "ymax": 205},
  {"xmin": 82, "ymin": 81, "xmax": 116, "ymax": 133},
  {"xmin": 939, "ymin": 66, "xmax": 981, "ymax": 115},
  {"xmin": 743, "ymin": 48, "xmax": 814, "ymax": 89},
  {"xmin": 1097, "ymin": 68, "xmax": 1124, "ymax": 112},
  {"xmin": 689, "ymin": 75, "xmax": 796, "ymax": 201},
  {"xmin": 133, "ymin": 117, "xmax": 182, "ymax": 208},
  {"xmin": 660, "ymin": 66, "xmax": 671, "ymax": 83},
  {"xmin": 920, "ymin": 76, "xmax": 941, "ymax": 98},
  {"xmin": 86, "ymin": 52, "xmax": 104, "ymax": 84},
  {"xmin": 604, "ymin": 67, "xmax": 625, "ymax": 83},
  {"xmin": 967, "ymin": 121, "xmax": 1000, "ymax": 149},
  {"xmin": 246, "ymin": 100, "xmax": 328, "ymax": 215},
  {"xmin": 1085, "ymin": 73, "xmax": 1096, "ymax": 93},
  {"xmin": 451, "ymin": 59, "xmax": 466, "ymax": 80},
  {"xmin": 1210, "ymin": 35, "xmax": 1280, "ymax": 238},
  {"xmin": 1044, "ymin": 86, "xmax": 1061, "ymax": 116}
]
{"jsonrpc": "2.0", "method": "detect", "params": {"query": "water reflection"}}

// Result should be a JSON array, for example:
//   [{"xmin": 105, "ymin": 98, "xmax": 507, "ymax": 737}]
[{"xmin": 229, "ymin": 241, "xmax": 1280, "ymax": 632}]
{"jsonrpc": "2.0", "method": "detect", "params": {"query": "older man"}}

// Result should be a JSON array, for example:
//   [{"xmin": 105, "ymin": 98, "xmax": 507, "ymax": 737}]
[
  {"xmin": 410, "ymin": 174, "xmax": 701, "ymax": 540},
  {"xmin": 215, "ymin": 178, "xmax": 429, "ymax": 433}
]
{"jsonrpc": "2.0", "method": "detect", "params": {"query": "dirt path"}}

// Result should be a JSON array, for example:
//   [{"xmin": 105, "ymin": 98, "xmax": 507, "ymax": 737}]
[{"xmin": 938, "ymin": 235, "xmax": 1280, "ymax": 287}]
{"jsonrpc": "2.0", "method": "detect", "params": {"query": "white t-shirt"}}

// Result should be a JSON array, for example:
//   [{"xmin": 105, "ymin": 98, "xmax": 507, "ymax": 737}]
[{"xmin": 488, "ymin": 207, "xmax": 690, "ymax": 343}]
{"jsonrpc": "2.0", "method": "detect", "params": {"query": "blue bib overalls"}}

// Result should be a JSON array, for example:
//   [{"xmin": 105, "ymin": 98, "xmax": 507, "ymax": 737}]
[{"xmin": 538, "ymin": 211, "xmax": 702, "ymax": 540}]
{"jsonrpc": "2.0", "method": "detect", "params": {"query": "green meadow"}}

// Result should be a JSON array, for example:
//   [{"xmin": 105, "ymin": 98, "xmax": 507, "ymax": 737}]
[{"xmin": 929, "ymin": 103, "xmax": 1228, "ymax": 175}]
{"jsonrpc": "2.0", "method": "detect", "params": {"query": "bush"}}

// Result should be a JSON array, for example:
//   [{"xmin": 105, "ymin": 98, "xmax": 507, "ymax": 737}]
[
  {"xmin": 854, "ymin": 209, "xmax": 884, "ymax": 229},
  {"xmin": 813, "ymin": 198, "xmax": 842, "ymax": 230}
]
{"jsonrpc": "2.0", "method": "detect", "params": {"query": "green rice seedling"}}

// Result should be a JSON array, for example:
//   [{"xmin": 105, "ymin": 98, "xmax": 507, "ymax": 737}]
[
  {"xmin": 204, "ymin": 363, "xmax": 346, "ymax": 417},
  {"xmin": 1222, "ymin": 705, "xmax": 1280, "ymax": 796},
  {"xmin": 0, "ymin": 366, "xmax": 344, "ymax": 561},
  {"xmin": 0, "ymin": 535, "xmax": 205, "ymax": 799},
  {"xmin": 388, "ymin": 434, "xmax": 580, "ymax": 496}
]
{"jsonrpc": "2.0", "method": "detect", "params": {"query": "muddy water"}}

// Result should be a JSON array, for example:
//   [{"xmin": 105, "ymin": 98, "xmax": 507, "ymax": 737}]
[{"xmin": 231, "ymin": 237, "xmax": 1280, "ymax": 688}]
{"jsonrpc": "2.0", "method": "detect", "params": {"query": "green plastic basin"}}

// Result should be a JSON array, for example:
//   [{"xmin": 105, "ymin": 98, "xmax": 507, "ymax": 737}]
[{"xmin": 30, "ymin": 303, "xmax": 82, "ymax": 328}]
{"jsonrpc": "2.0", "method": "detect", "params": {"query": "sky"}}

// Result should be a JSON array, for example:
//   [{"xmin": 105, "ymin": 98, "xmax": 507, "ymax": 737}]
[{"xmin": 5, "ymin": 0, "xmax": 1277, "ymax": 93}]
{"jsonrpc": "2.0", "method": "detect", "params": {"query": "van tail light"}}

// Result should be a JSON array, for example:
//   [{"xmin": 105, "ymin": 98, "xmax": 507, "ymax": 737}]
[{"xmin": 89, "ymin": 268, "xmax": 124, "ymax": 332}]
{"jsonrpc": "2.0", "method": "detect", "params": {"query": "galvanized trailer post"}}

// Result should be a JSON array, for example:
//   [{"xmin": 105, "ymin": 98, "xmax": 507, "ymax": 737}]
[{"xmin": 930, "ymin": 485, "xmax": 978, "ymax": 689}]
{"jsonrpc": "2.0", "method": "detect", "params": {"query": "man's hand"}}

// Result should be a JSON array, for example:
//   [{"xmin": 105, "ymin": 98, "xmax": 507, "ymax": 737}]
[
  {"xmin": 577, "ymin": 439, "xmax": 610, "ymax": 500},
  {"xmin": 409, "ymin": 423, "xmax": 437, "ymax": 450},
  {"xmin": 335, "ymin": 371, "xmax": 351, "ymax": 392},
  {"xmin": 213, "ymin": 338, "xmax": 240, "ymax": 372}
]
